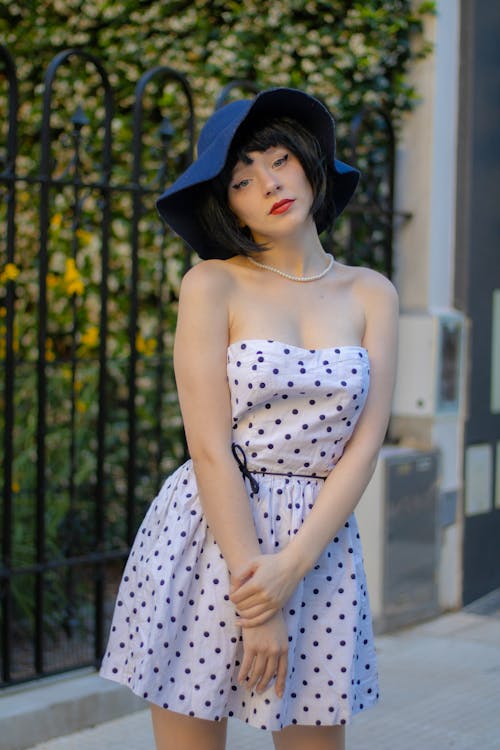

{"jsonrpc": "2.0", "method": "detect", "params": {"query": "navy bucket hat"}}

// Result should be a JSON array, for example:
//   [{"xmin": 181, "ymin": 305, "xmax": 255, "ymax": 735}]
[{"xmin": 156, "ymin": 88, "xmax": 359, "ymax": 260}]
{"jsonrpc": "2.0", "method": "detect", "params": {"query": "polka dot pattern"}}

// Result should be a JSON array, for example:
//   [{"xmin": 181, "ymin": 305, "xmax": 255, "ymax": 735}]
[
  {"xmin": 228, "ymin": 340, "xmax": 369, "ymax": 478},
  {"xmin": 100, "ymin": 339, "xmax": 379, "ymax": 730}
]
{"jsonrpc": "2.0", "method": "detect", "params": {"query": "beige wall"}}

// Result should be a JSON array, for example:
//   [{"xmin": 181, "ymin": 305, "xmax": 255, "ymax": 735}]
[{"xmin": 394, "ymin": 1, "xmax": 460, "ymax": 313}]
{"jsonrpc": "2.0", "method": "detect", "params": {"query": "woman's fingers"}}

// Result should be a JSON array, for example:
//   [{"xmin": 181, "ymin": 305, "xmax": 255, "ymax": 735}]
[
  {"xmin": 231, "ymin": 587, "xmax": 278, "ymax": 611},
  {"xmin": 238, "ymin": 649, "xmax": 286, "ymax": 693},
  {"xmin": 275, "ymin": 653, "xmax": 288, "ymax": 698},
  {"xmin": 238, "ymin": 608, "xmax": 278, "ymax": 627},
  {"xmin": 236, "ymin": 600, "xmax": 273, "ymax": 619},
  {"xmin": 237, "ymin": 649, "xmax": 255, "ymax": 685},
  {"xmin": 239, "ymin": 612, "xmax": 289, "ymax": 696},
  {"xmin": 255, "ymin": 656, "xmax": 279, "ymax": 693},
  {"xmin": 230, "ymin": 581, "xmax": 260, "ymax": 604},
  {"xmin": 246, "ymin": 653, "xmax": 268, "ymax": 691},
  {"xmin": 230, "ymin": 562, "xmax": 258, "ymax": 592}
]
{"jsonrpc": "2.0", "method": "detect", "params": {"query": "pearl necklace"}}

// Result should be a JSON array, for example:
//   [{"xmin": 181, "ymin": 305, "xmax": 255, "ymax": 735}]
[{"xmin": 247, "ymin": 253, "xmax": 333, "ymax": 282}]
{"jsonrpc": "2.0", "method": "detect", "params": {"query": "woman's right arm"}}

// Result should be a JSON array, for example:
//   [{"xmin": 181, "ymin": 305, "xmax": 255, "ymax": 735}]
[
  {"xmin": 173, "ymin": 260, "xmax": 262, "ymax": 574},
  {"xmin": 174, "ymin": 260, "xmax": 288, "ymax": 696}
]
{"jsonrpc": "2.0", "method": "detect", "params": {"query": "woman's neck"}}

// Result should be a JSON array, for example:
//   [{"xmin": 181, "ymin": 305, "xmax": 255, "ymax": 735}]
[{"xmin": 249, "ymin": 223, "xmax": 328, "ymax": 278}]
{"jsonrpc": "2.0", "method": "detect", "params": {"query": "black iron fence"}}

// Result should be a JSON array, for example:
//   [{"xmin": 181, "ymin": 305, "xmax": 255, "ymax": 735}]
[{"xmin": 0, "ymin": 45, "xmax": 404, "ymax": 687}]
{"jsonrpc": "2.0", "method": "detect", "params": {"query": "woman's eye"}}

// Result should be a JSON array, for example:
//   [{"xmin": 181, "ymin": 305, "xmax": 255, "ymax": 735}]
[
  {"xmin": 232, "ymin": 178, "xmax": 250, "ymax": 191},
  {"xmin": 273, "ymin": 153, "xmax": 289, "ymax": 168}
]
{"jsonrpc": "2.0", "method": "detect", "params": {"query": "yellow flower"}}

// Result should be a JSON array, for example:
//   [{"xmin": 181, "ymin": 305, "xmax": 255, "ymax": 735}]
[
  {"xmin": 45, "ymin": 337, "xmax": 56, "ymax": 361},
  {"xmin": 0, "ymin": 263, "xmax": 20, "ymax": 283},
  {"xmin": 136, "ymin": 333, "xmax": 157, "ymax": 357},
  {"xmin": 64, "ymin": 258, "xmax": 84, "ymax": 297},
  {"xmin": 65, "ymin": 258, "xmax": 78, "ymax": 276},
  {"xmin": 66, "ymin": 279, "xmax": 85, "ymax": 296},
  {"xmin": 75, "ymin": 228, "xmax": 94, "ymax": 245},
  {"xmin": 135, "ymin": 333, "xmax": 147, "ymax": 354},
  {"xmin": 51, "ymin": 213, "xmax": 62, "ymax": 229},
  {"xmin": 80, "ymin": 325, "xmax": 99, "ymax": 348},
  {"xmin": 12, "ymin": 480, "xmax": 20, "ymax": 493},
  {"xmin": 76, "ymin": 399, "xmax": 87, "ymax": 414},
  {"xmin": 46, "ymin": 273, "xmax": 59, "ymax": 289}
]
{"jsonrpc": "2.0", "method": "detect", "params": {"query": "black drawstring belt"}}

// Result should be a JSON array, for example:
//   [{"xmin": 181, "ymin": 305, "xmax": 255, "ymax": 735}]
[
  {"xmin": 231, "ymin": 443, "xmax": 260, "ymax": 493},
  {"xmin": 231, "ymin": 442, "xmax": 327, "ymax": 494}
]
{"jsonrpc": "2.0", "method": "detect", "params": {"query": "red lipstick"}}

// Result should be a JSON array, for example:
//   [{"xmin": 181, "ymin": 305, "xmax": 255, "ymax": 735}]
[{"xmin": 270, "ymin": 199, "xmax": 295, "ymax": 215}]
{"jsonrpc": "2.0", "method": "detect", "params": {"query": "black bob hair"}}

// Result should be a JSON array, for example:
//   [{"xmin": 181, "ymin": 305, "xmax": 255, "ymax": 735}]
[{"xmin": 196, "ymin": 117, "xmax": 337, "ymax": 259}]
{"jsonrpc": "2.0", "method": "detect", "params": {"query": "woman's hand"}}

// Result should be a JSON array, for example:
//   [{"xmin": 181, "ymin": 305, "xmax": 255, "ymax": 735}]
[
  {"xmin": 239, "ymin": 611, "xmax": 289, "ymax": 697},
  {"xmin": 230, "ymin": 549, "xmax": 303, "ymax": 627}
]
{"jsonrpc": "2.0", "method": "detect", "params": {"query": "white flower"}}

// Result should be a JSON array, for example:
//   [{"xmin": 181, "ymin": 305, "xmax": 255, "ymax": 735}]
[{"xmin": 301, "ymin": 59, "xmax": 316, "ymax": 74}]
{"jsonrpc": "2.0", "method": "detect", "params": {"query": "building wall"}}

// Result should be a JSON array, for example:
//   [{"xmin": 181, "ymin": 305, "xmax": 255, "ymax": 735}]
[{"xmin": 389, "ymin": 0, "xmax": 464, "ymax": 611}]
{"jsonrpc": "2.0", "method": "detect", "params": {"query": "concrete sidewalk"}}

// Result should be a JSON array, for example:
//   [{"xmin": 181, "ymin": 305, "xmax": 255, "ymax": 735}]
[{"xmin": 4, "ymin": 595, "xmax": 500, "ymax": 750}]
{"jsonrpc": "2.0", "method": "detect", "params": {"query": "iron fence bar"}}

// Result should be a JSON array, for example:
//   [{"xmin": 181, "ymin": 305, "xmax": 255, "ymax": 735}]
[
  {"xmin": 0, "ymin": 353, "xmax": 178, "ymax": 368},
  {"xmin": 0, "ymin": 548, "xmax": 129, "ymax": 577},
  {"xmin": 36, "ymin": 48, "xmax": 65, "ymax": 676},
  {"xmin": 36, "ymin": 49, "xmax": 58, "ymax": 677},
  {"xmin": 156, "ymin": 73, "xmax": 194, "ymax": 485},
  {"xmin": 95, "ymin": 182, "xmax": 112, "ymax": 666},
  {"xmin": 0, "ymin": 43, "xmax": 19, "ymax": 686},
  {"xmin": 0, "ymin": 172, "xmax": 161, "ymax": 193},
  {"xmin": 89, "ymin": 60, "xmax": 113, "ymax": 668},
  {"xmin": 65, "ymin": 108, "xmax": 88, "ymax": 639}
]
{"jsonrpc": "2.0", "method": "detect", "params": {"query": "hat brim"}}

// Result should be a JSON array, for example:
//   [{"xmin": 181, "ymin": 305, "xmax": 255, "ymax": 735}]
[{"xmin": 156, "ymin": 88, "xmax": 359, "ymax": 259}]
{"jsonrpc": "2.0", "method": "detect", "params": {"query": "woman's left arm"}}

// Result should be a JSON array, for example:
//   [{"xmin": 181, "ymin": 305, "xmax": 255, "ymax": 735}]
[{"xmin": 231, "ymin": 270, "xmax": 399, "ymax": 625}]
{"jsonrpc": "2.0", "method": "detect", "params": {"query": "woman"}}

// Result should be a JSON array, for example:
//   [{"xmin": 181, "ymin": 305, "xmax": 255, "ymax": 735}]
[{"xmin": 100, "ymin": 88, "xmax": 398, "ymax": 750}]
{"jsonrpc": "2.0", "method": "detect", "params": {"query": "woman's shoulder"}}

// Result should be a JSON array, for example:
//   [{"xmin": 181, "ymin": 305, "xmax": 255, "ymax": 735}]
[
  {"xmin": 335, "ymin": 261, "xmax": 398, "ymax": 303},
  {"xmin": 180, "ymin": 258, "xmax": 238, "ymax": 299}
]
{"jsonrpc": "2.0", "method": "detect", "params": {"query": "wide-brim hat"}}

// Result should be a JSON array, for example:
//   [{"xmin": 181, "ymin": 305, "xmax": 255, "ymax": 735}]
[{"xmin": 156, "ymin": 87, "xmax": 359, "ymax": 260}]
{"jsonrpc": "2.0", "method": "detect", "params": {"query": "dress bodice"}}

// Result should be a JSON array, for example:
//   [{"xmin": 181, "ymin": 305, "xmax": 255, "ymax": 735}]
[{"xmin": 227, "ymin": 339, "xmax": 370, "ymax": 477}]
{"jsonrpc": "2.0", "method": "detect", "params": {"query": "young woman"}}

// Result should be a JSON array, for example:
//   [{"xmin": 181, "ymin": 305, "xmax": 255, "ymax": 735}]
[{"xmin": 100, "ymin": 88, "xmax": 398, "ymax": 750}]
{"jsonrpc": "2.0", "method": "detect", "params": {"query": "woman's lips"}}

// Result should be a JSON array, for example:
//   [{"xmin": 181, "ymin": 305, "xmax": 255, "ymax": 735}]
[{"xmin": 270, "ymin": 199, "xmax": 295, "ymax": 215}]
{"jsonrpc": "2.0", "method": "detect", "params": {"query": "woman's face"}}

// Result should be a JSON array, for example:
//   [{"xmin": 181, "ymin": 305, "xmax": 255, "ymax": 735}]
[{"xmin": 227, "ymin": 146, "xmax": 315, "ymax": 245}]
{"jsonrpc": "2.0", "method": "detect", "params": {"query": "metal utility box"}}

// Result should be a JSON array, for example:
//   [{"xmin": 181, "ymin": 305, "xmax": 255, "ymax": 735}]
[
  {"xmin": 356, "ymin": 445, "xmax": 441, "ymax": 633},
  {"xmin": 392, "ymin": 312, "xmax": 465, "ymax": 417}
]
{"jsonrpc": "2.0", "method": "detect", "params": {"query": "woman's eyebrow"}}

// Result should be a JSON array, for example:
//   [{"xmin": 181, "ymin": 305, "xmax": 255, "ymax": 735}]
[
  {"xmin": 237, "ymin": 152, "xmax": 255, "ymax": 167},
  {"xmin": 232, "ymin": 156, "xmax": 254, "ymax": 176}
]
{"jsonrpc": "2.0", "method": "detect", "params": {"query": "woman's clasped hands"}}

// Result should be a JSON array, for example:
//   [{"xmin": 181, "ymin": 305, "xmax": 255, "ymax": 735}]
[
  {"xmin": 231, "ymin": 550, "xmax": 302, "ymax": 698},
  {"xmin": 230, "ymin": 549, "xmax": 302, "ymax": 627}
]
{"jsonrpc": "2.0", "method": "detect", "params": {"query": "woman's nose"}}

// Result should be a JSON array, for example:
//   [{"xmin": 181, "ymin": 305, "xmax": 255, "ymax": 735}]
[
  {"xmin": 255, "ymin": 163, "xmax": 282, "ymax": 196},
  {"xmin": 263, "ymin": 172, "xmax": 282, "ymax": 196}
]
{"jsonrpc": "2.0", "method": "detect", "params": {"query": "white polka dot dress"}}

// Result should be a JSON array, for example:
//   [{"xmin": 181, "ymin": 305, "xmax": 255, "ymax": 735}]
[{"xmin": 100, "ymin": 339, "xmax": 379, "ymax": 730}]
